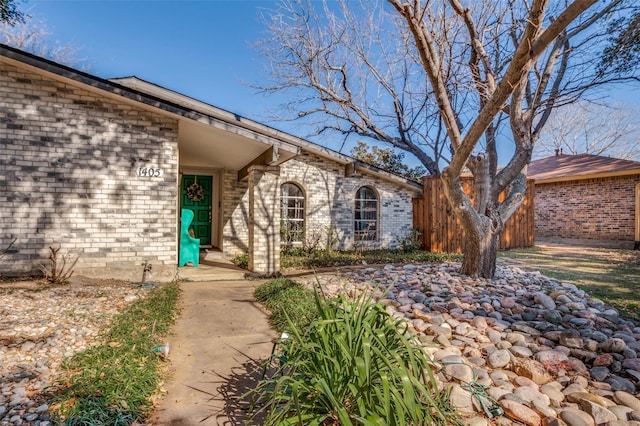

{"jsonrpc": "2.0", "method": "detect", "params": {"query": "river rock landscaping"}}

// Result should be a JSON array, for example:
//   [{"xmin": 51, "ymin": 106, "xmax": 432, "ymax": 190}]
[
  {"xmin": 3, "ymin": 261, "xmax": 640, "ymax": 425},
  {"xmin": 0, "ymin": 279, "xmax": 149, "ymax": 426},
  {"xmin": 300, "ymin": 263, "xmax": 640, "ymax": 426}
]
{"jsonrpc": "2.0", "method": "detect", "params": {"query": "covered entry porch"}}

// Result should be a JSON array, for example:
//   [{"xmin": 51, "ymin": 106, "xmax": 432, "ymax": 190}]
[
  {"xmin": 168, "ymin": 84, "xmax": 301, "ymax": 275},
  {"xmin": 112, "ymin": 76, "xmax": 305, "ymax": 276}
]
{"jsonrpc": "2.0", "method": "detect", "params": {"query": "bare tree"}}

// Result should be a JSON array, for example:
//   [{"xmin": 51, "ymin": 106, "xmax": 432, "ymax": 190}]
[
  {"xmin": 256, "ymin": 0, "xmax": 454, "ymax": 175},
  {"xmin": 534, "ymin": 100, "xmax": 640, "ymax": 160},
  {"xmin": 0, "ymin": 238, "xmax": 16, "ymax": 259},
  {"xmin": 257, "ymin": 0, "xmax": 638, "ymax": 278},
  {"xmin": 0, "ymin": 13, "xmax": 89, "ymax": 69}
]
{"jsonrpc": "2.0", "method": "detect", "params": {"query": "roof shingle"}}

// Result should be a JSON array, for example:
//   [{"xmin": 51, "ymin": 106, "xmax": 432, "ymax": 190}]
[{"xmin": 527, "ymin": 154, "xmax": 640, "ymax": 181}]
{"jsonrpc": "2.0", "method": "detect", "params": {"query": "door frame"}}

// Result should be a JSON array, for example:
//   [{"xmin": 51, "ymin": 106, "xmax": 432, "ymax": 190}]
[{"xmin": 179, "ymin": 167, "xmax": 222, "ymax": 249}]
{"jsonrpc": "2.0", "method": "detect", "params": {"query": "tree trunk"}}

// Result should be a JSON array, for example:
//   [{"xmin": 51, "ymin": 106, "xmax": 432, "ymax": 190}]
[
  {"xmin": 460, "ymin": 224, "xmax": 501, "ymax": 279},
  {"xmin": 441, "ymin": 170, "xmax": 504, "ymax": 280}
]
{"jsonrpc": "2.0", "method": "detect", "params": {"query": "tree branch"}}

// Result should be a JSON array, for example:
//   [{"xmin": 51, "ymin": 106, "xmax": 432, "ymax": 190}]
[{"xmin": 388, "ymin": 0, "xmax": 464, "ymax": 151}]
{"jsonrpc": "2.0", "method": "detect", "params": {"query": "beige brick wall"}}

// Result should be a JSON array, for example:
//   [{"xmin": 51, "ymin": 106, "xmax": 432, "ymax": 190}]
[
  {"xmin": 248, "ymin": 166, "xmax": 280, "ymax": 274},
  {"xmin": 279, "ymin": 152, "xmax": 417, "ymax": 250},
  {"xmin": 535, "ymin": 175, "xmax": 639, "ymax": 241},
  {"xmin": 0, "ymin": 61, "xmax": 179, "ymax": 278},
  {"xmin": 221, "ymin": 150, "xmax": 419, "ymax": 263},
  {"xmin": 221, "ymin": 170, "xmax": 249, "ymax": 258},
  {"xmin": 0, "ymin": 58, "xmax": 419, "ymax": 278}
]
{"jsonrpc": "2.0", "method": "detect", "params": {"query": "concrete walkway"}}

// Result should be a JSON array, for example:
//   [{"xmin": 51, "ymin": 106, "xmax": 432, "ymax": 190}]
[{"xmin": 150, "ymin": 280, "xmax": 277, "ymax": 425}]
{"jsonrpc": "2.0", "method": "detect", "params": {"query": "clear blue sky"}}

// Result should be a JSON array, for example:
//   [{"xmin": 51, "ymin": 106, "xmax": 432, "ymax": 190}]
[
  {"xmin": 27, "ymin": 1, "xmax": 283, "ymax": 118},
  {"xmin": 17, "ymin": 0, "xmax": 640, "ymax": 165}
]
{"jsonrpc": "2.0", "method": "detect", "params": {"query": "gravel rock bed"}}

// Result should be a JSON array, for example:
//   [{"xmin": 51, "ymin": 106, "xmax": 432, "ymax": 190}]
[
  {"xmin": 306, "ymin": 263, "xmax": 640, "ymax": 426},
  {"xmin": 0, "ymin": 279, "xmax": 148, "ymax": 426},
  {"xmin": 4, "ymin": 262, "xmax": 640, "ymax": 426}
]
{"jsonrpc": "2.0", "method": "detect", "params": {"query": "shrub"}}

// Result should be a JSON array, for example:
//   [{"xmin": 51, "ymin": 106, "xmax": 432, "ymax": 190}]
[
  {"xmin": 41, "ymin": 245, "xmax": 79, "ymax": 284},
  {"xmin": 281, "ymin": 246, "xmax": 307, "ymax": 257},
  {"xmin": 280, "ymin": 248, "xmax": 461, "ymax": 269},
  {"xmin": 281, "ymin": 226, "xmax": 341, "ymax": 257},
  {"xmin": 400, "ymin": 228, "xmax": 422, "ymax": 253},
  {"xmin": 232, "ymin": 253, "xmax": 249, "ymax": 269},
  {"xmin": 325, "ymin": 226, "xmax": 339, "ymax": 253},
  {"xmin": 249, "ymin": 287, "xmax": 458, "ymax": 425}
]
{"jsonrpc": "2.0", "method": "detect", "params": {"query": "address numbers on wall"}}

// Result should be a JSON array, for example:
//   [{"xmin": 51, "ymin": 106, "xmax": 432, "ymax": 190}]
[{"xmin": 135, "ymin": 167, "xmax": 163, "ymax": 178}]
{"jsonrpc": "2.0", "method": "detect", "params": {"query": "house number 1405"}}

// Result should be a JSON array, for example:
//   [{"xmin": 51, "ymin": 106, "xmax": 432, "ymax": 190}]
[{"xmin": 136, "ymin": 167, "xmax": 163, "ymax": 177}]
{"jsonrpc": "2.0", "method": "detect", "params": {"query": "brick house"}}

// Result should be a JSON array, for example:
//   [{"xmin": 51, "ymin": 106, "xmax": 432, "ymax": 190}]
[
  {"xmin": 0, "ymin": 44, "xmax": 421, "ymax": 279},
  {"xmin": 528, "ymin": 153, "xmax": 640, "ymax": 249}
]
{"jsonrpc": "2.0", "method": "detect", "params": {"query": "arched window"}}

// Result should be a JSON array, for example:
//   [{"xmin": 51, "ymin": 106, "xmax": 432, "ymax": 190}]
[
  {"xmin": 354, "ymin": 186, "xmax": 378, "ymax": 241},
  {"xmin": 281, "ymin": 183, "xmax": 305, "ymax": 244}
]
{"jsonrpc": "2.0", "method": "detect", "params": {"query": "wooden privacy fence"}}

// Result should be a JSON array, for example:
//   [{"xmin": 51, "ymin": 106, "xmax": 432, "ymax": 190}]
[{"xmin": 412, "ymin": 176, "xmax": 535, "ymax": 253}]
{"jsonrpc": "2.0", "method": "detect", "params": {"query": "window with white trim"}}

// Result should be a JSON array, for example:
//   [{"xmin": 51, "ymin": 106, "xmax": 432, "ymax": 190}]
[
  {"xmin": 354, "ymin": 186, "xmax": 378, "ymax": 241},
  {"xmin": 281, "ymin": 182, "xmax": 305, "ymax": 244}
]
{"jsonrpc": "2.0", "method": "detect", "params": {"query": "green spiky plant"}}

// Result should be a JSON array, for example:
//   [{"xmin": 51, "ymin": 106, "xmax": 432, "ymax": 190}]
[{"xmin": 249, "ymin": 284, "xmax": 459, "ymax": 425}]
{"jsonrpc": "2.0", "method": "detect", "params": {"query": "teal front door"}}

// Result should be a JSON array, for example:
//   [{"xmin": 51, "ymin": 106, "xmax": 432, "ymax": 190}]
[{"xmin": 180, "ymin": 175, "xmax": 212, "ymax": 246}]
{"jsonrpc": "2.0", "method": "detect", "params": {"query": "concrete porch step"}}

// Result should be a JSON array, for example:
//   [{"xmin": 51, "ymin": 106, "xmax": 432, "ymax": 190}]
[
  {"xmin": 201, "ymin": 249, "xmax": 225, "ymax": 261},
  {"xmin": 177, "ymin": 258, "xmax": 247, "ymax": 282}
]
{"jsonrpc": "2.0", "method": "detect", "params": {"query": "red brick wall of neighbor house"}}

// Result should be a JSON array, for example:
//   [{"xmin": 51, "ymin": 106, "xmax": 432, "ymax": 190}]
[{"xmin": 535, "ymin": 174, "xmax": 640, "ymax": 241}]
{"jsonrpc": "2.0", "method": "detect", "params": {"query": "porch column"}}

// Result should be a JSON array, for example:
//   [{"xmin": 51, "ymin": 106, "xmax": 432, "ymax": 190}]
[{"xmin": 248, "ymin": 165, "xmax": 281, "ymax": 275}]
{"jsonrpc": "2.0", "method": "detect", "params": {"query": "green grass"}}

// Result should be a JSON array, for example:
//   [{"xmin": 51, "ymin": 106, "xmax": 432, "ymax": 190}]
[
  {"xmin": 255, "ymin": 278, "xmax": 318, "ymax": 332},
  {"xmin": 51, "ymin": 282, "xmax": 181, "ymax": 425},
  {"xmin": 499, "ymin": 246, "xmax": 640, "ymax": 322},
  {"xmin": 250, "ymin": 281, "xmax": 458, "ymax": 425},
  {"xmin": 281, "ymin": 248, "xmax": 461, "ymax": 269}
]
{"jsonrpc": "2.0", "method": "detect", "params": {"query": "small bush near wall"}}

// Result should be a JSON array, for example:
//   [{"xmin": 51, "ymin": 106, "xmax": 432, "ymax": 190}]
[
  {"xmin": 40, "ymin": 245, "xmax": 79, "ymax": 285},
  {"xmin": 399, "ymin": 228, "xmax": 423, "ymax": 253},
  {"xmin": 281, "ymin": 249, "xmax": 461, "ymax": 269},
  {"xmin": 281, "ymin": 225, "xmax": 340, "ymax": 256},
  {"xmin": 232, "ymin": 254, "xmax": 249, "ymax": 269}
]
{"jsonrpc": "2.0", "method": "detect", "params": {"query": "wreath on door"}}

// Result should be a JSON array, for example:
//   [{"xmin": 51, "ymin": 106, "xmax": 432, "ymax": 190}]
[{"xmin": 186, "ymin": 182, "xmax": 206, "ymax": 202}]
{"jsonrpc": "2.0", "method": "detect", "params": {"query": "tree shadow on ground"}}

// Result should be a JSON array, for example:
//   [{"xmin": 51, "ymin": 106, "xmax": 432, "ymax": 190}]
[{"xmin": 193, "ymin": 350, "xmax": 275, "ymax": 426}]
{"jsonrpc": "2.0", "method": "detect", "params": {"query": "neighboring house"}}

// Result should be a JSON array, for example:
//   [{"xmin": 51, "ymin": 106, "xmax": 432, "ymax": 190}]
[
  {"xmin": 528, "ymin": 153, "xmax": 640, "ymax": 249},
  {"xmin": 0, "ymin": 44, "xmax": 421, "ymax": 279}
]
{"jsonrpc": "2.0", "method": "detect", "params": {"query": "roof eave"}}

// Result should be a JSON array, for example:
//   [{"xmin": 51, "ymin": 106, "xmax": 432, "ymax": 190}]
[
  {"xmin": 351, "ymin": 160, "xmax": 423, "ymax": 191},
  {"xmin": 110, "ymin": 77, "xmax": 364, "ymax": 164},
  {"xmin": 1, "ymin": 43, "xmax": 422, "ymax": 190}
]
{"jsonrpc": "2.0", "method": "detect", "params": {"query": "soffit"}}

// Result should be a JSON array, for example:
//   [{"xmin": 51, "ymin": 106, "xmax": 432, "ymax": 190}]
[{"xmin": 179, "ymin": 119, "xmax": 296, "ymax": 170}]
